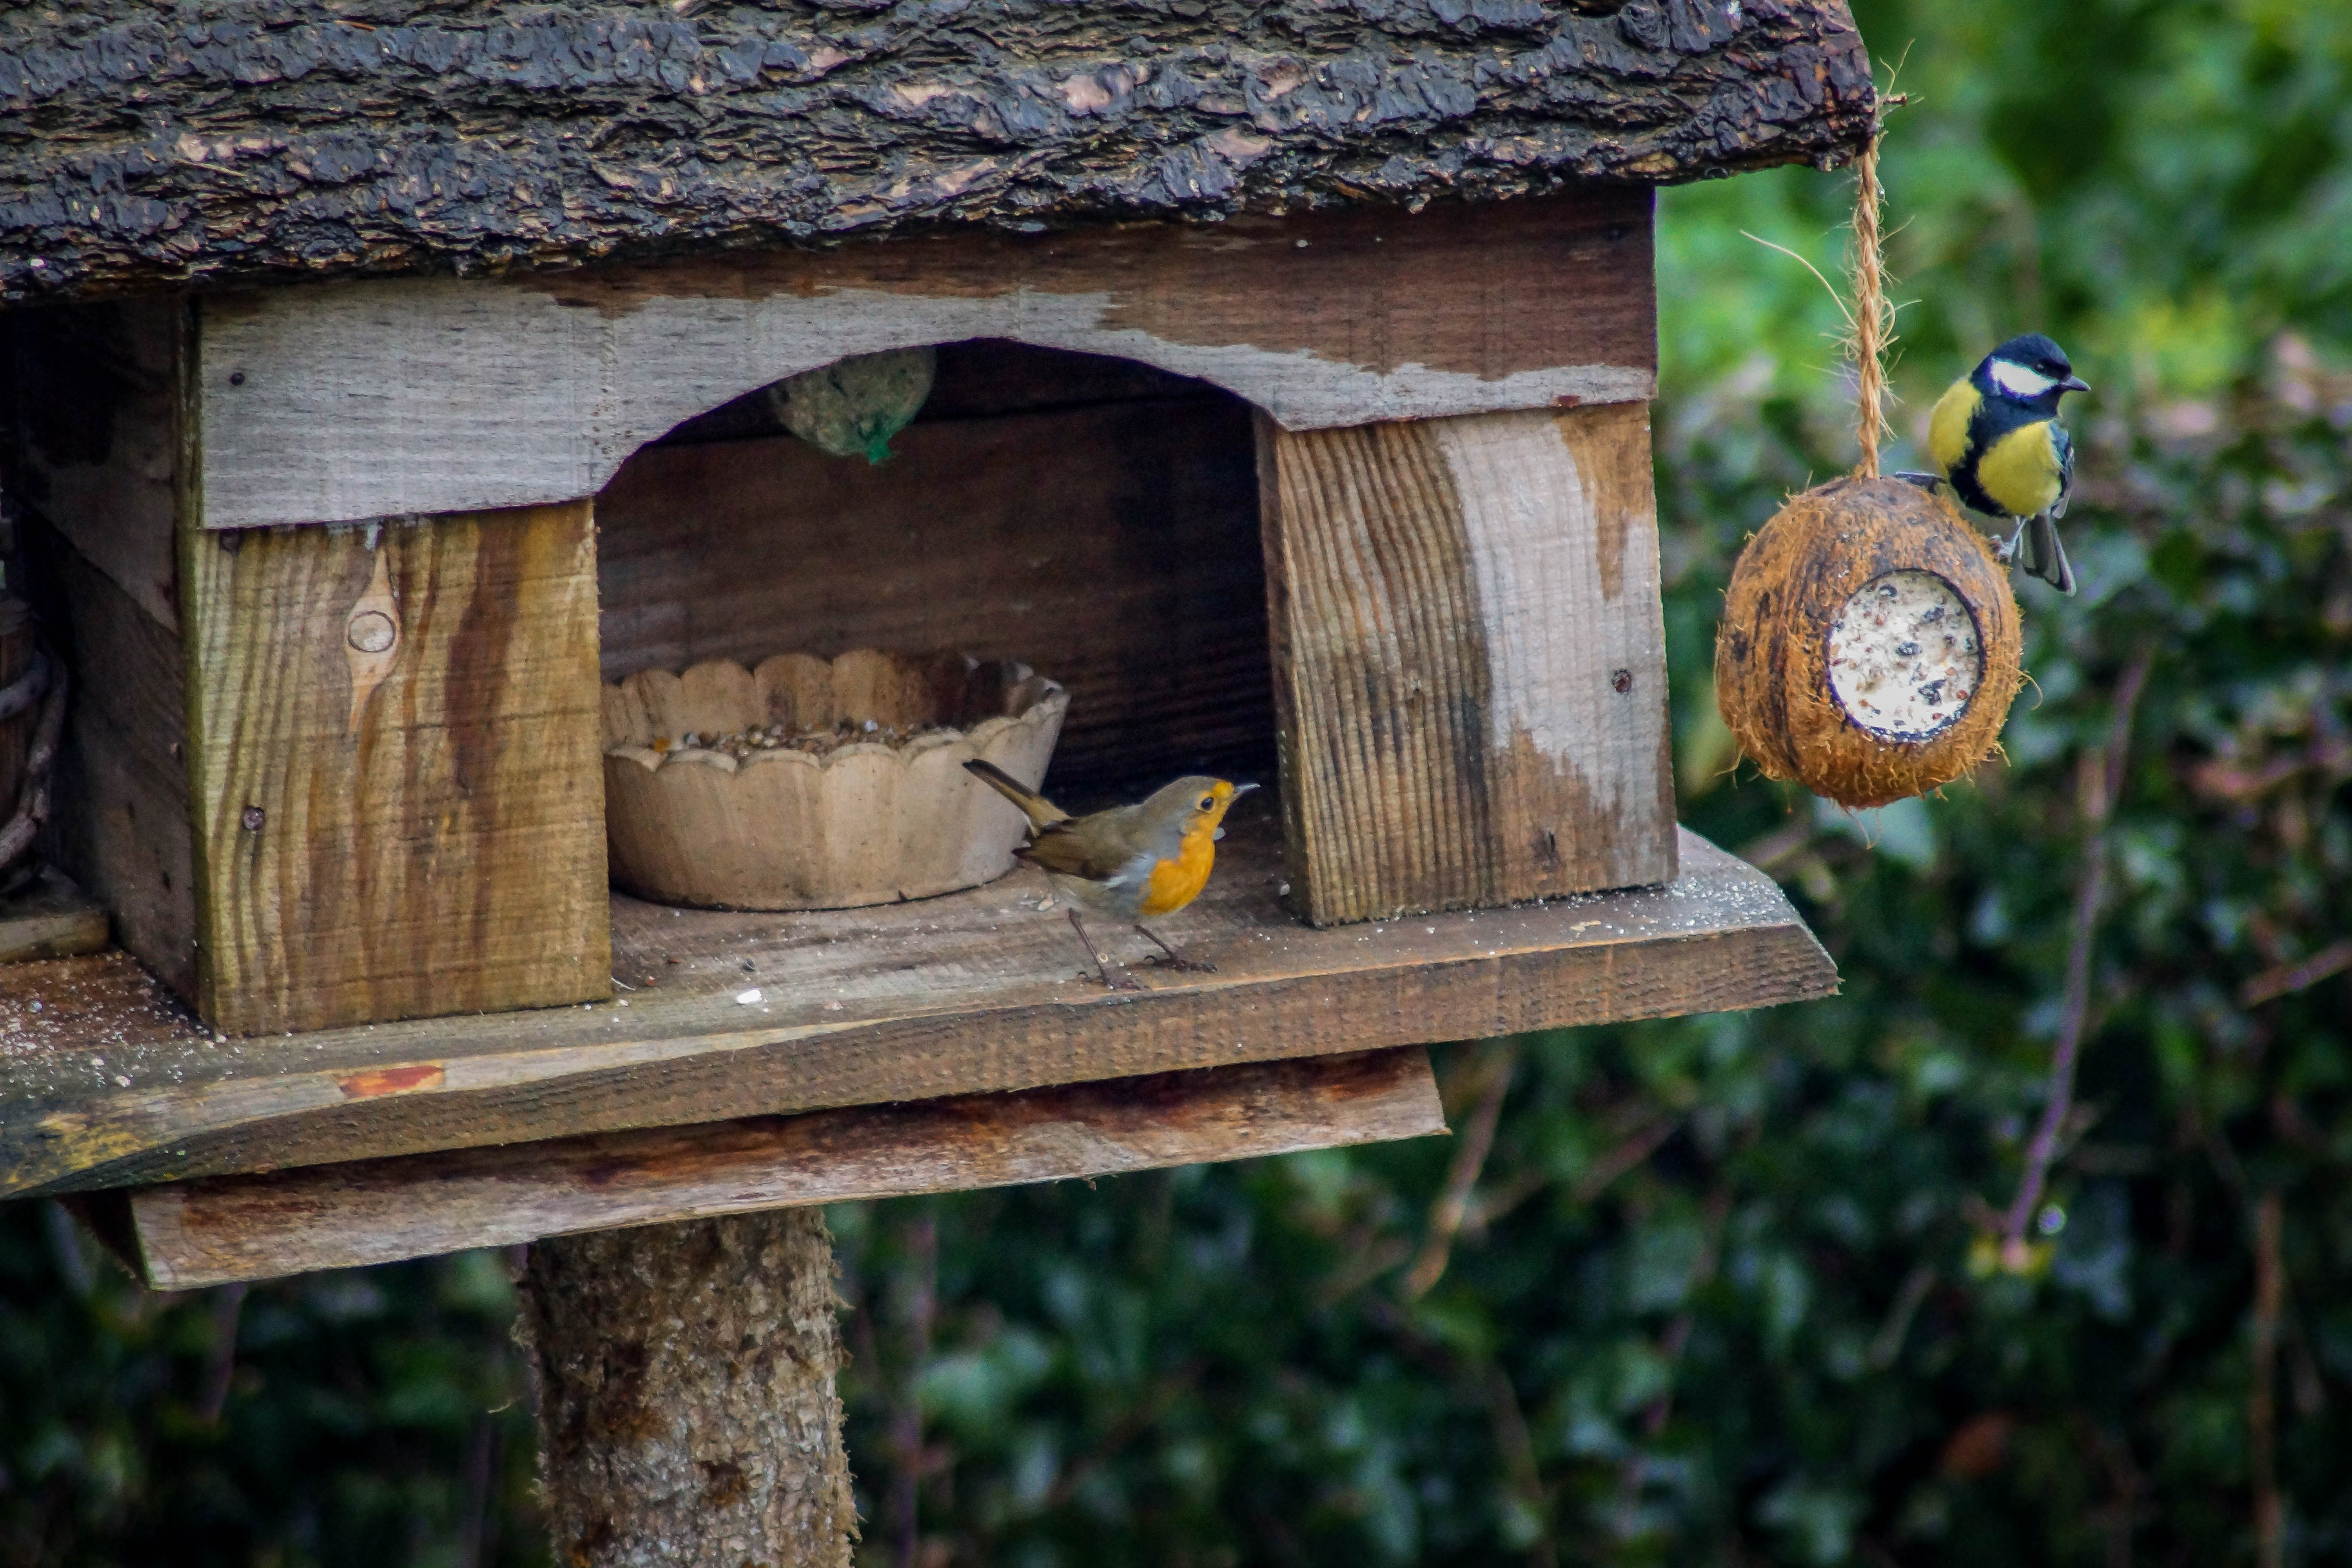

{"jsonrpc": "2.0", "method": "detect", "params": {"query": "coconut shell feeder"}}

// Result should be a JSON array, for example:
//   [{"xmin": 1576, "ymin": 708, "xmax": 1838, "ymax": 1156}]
[
  {"xmin": 1714, "ymin": 133, "xmax": 2025, "ymax": 808},
  {"xmin": 1714, "ymin": 476, "xmax": 2022, "ymax": 808}
]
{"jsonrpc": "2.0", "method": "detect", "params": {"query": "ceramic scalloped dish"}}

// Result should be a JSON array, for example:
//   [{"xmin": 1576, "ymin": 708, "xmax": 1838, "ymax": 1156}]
[{"xmin": 602, "ymin": 649, "xmax": 1067, "ymax": 910}]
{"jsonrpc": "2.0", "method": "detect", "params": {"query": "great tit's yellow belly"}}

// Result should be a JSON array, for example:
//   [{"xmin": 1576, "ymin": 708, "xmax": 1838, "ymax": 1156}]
[
  {"xmin": 1928, "ymin": 378, "xmax": 1979, "ymax": 477},
  {"xmin": 1973, "ymin": 423, "xmax": 2066, "ymax": 518}
]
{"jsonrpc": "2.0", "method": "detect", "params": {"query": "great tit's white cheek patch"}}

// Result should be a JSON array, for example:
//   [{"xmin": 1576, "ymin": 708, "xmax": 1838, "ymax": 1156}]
[{"xmin": 1990, "ymin": 359, "xmax": 2058, "ymax": 399}]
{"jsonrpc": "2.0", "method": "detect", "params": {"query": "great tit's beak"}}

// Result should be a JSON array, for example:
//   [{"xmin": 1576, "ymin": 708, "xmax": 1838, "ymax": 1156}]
[{"xmin": 2060, "ymin": 374, "xmax": 2091, "ymax": 393}]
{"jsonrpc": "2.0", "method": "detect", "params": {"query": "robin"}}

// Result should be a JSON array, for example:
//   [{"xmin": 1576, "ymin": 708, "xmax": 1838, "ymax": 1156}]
[{"xmin": 962, "ymin": 759, "xmax": 1258, "ymax": 991}]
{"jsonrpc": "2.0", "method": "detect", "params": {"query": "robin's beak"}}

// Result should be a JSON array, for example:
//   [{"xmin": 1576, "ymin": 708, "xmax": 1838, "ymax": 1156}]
[
  {"xmin": 1231, "ymin": 782, "xmax": 1261, "ymax": 798},
  {"xmin": 2059, "ymin": 374, "xmax": 2091, "ymax": 393}
]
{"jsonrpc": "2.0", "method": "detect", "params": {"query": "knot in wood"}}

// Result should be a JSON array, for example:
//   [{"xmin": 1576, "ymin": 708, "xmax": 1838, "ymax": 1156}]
[
  {"xmin": 347, "ymin": 609, "xmax": 398, "ymax": 655},
  {"xmin": 1611, "ymin": 668, "xmax": 1633, "ymax": 693},
  {"xmin": 240, "ymin": 805, "xmax": 265, "ymax": 831}
]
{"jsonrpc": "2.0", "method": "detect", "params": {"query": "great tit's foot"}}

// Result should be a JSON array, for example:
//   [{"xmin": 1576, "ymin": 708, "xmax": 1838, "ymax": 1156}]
[
  {"xmin": 1893, "ymin": 470, "xmax": 1945, "ymax": 492},
  {"xmin": 1994, "ymin": 519, "xmax": 2026, "ymax": 564}
]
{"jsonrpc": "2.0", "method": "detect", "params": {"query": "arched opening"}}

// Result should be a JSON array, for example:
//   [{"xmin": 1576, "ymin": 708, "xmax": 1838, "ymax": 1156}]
[{"xmin": 593, "ymin": 339, "xmax": 1275, "ymax": 798}]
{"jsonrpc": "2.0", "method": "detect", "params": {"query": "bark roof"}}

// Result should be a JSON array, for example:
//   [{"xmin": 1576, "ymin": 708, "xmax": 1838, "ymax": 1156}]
[{"xmin": 0, "ymin": 0, "xmax": 1874, "ymax": 304}]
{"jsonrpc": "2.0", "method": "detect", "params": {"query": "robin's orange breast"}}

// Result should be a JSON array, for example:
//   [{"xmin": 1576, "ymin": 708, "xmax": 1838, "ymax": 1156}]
[{"xmin": 1137, "ymin": 829, "xmax": 1218, "ymax": 918}]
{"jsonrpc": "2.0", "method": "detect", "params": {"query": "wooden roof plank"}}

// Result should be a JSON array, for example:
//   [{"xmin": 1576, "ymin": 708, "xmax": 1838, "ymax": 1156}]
[{"xmin": 0, "ymin": 2, "xmax": 1875, "ymax": 305}]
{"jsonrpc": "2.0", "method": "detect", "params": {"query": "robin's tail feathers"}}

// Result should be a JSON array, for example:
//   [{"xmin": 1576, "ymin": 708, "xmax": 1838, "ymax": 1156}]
[{"xmin": 962, "ymin": 758, "xmax": 1069, "ymax": 827}]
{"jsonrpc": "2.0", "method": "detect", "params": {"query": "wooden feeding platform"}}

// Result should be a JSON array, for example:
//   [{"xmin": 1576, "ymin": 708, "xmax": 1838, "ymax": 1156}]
[
  {"xmin": 0, "ymin": 2, "xmax": 1872, "ymax": 1557},
  {"xmin": 7, "ymin": 812, "xmax": 1826, "ymax": 1285}
]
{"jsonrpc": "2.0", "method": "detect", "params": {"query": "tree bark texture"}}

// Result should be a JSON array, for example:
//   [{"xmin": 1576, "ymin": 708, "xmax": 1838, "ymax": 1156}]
[
  {"xmin": 0, "ymin": 0, "xmax": 1874, "ymax": 305},
  {"xmin": 520, "ymin": 1210, "xmax": 857, "ymax": 1568}
]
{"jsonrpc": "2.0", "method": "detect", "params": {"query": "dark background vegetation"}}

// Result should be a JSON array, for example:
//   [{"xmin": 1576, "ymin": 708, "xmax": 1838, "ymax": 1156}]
[{"xmin": 6, "ymin": 0, "xmax": 2350, "ymax": 1561}]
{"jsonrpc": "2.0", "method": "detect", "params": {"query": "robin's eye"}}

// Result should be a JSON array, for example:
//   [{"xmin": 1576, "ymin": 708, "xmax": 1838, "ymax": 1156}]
[{"xmin": 1198, "ymin": 795, "xmax": 1215, "ymax": 811}]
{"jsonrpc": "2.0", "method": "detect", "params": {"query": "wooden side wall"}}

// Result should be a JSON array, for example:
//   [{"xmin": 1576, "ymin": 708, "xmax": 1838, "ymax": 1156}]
[
  {"xmin": 181, "ymin": 505, "xmax": 612, "ymax": 1036},
  {"xmin": 1259, "ymin": 403, "xmax": 1677, "ymax": 924},
  {"xmin": 1, "ymin": 301, "xmax": 198, "ymax": 995}
]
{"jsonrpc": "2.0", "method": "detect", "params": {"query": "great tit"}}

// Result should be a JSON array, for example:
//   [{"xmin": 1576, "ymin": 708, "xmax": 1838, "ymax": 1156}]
[{"xmin": 1915, "ymin": 334, "xmax": 2090, "ymax": 595}]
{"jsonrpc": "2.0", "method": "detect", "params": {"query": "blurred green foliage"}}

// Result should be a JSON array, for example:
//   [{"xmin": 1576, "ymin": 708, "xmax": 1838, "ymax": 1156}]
[
  {"xmin": 0, "ymin": 1224, "xmax": 541, "ymax": 1566},
  {"xmin": 5, "ymin": 0, "xmax": 2350, "ymax": 1562}
]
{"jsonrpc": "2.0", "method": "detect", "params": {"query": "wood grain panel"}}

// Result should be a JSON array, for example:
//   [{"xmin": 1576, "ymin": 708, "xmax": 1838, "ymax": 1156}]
[
  {"xmin": 196, "ymin": 190, "xmax": 1657, "ymax": 529},
  {"xmin": 0, "ymin": 821, "xmax": 1834, "ymax": 1199},
  {"xmin": 181, "ymin": 503, "xmax": 609, "ymax": 1035},
  {"xmin": 21, "ymin": 530, "xmax": 195, "ymax": 996},
  {"xmin": 1258, "ymin": 403, "xmax": 1675, "ymax": 925},
  {"xmin": 123, "ymin": 1048, "xmax": 1443, "ymax": 1288},
  {"xmin": 597, "ymin": 397, "xmax": 1270, "ymax": 789},
  {"xmin": 0, "ymin": 301, "xmax": 197, "ymax": 994},
  {"xmin": 0, "ymin": 299, "xmax": 182, "ymax": 631},
  {"xmin": 0, "ymin": 869, "xmax": 108, "ymax": 964}
]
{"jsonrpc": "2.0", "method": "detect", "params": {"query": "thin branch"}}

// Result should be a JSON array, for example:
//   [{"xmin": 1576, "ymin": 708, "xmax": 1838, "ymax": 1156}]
[
  {"xmin": 2241, "ymin": 936, "xmax": 2352, "ymax": 1006},
  {"xmin": 1493, "ymin": 1368, "xmax": 1559, "ymax": 1568},
  {"xmin": 1449, "ymin": 1109, "xmax": 1681, "ymax": 1239},
  {"xmin": 891, "ymin": 1209, "xmax": 938, "ymax": 1568},
  {"xmin": 1571, "ymin": 1116, "xmax": 1682, "ymax": 1205},
  {"xmin": 2252, "ymin": 1191, "xmax": 2285, "ymax": 1568},
  {"xmin": 195, "ymin": 1281, "xmax": 249, "ymax": 1425},
  {"xmin": 457, "ymin": 1414, "xmax": 500, "ymax": 1568},
  {"xmin": 1359, "ymin": 1296, "xmax": 1555, "ymax": 1567},
  {"xmin": 2002, "ymin": 646, "xmax": 2156, "ymax": 1261},
  {"xmin": 1621, "ymin": 1187, "xmax": 1731, "ymax": 1524},
  {"xmin": 1401, "ymin": 1041, "xmax": 1519, "ymax": 1300},
  {"xmin": 1866, "ymin": 1264, "xmax": 1936, "ymax": 1371},
  {"xmin": 1043, "ymin": 1365, "xmax": 1203, "ymax": 1510}
]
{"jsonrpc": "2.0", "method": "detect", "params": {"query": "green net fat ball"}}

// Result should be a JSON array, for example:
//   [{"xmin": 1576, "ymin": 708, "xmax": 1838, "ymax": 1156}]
[{"xmin": 770, "ymin": 347, "xmax": 937, "ymax": 463}]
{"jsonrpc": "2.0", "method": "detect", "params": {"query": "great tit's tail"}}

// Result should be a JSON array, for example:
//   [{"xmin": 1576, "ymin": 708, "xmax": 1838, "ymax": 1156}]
[
  {"xmin": 2016, "ymin": 512, "xmax": 2078, "ymax": 596},
  {"xmin": 962, "ymin": 758, "xmax": 1070, "ymax": 828}
]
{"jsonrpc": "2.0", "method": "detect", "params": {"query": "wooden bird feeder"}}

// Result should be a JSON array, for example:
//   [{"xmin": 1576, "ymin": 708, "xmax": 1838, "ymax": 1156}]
[{"xmin": 0, "ymin": 3, "xmax": 1871, "ymax": 1559}]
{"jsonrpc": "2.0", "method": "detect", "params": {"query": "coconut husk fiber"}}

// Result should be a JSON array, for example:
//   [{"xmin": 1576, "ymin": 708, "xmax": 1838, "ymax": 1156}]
[{"xmin": 1713, "ymin": 475, "xmax": 2023, "ymax": 808}]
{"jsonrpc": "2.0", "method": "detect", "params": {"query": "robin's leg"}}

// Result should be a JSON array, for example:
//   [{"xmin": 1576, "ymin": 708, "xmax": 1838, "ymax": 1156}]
[
  {"xmin": 1068, "ymin": 909, "xmax": 1143, "ymax": 991},
  {"xmin": 1136, "ymin": 924, "xmax": 1214, "ymax": 973}
]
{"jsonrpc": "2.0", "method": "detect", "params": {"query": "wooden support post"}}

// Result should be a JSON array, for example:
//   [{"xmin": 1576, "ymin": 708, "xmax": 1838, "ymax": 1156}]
[
  {"xmin": 1257, "ymin": 402, "xmax": 1677, "ymax": 925},
  {"xmin": 520, "ymin": 1210, "xmax": 856, "ymax": 1568},
  {"xmin": 180, "ymin": 502, "xmax": 610, "ymax": 1035}
]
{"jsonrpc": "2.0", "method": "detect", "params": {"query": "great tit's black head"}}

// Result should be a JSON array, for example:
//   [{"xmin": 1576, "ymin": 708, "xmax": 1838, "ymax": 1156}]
[{"xmin": 1978, "ymin": 333, "xmax": 2091, "ymax": 407}]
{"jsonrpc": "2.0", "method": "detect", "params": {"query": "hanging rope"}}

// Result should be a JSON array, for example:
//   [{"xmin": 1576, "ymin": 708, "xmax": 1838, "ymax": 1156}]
[
  {"xmin": 1740, "ymin": 113, "xmax": 1901, "ymax": 477},
  {"xmin": 1848, "ymin": 132, "xmax": 1893, "ymax": 479}
]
